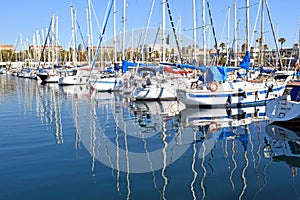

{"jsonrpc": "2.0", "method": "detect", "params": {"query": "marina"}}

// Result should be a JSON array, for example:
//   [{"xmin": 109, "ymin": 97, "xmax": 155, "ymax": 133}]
[
  {"xmin": 1, "ymin": 74, "xmax": 300, "ymax": 200},
  {"xmin": 1, "ymin": 0, "xmax": 300, "ymax": 199}
]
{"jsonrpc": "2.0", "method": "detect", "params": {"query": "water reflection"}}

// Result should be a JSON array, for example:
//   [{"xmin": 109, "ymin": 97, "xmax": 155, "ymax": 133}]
[
  {"xmin": 1, "ymin": 75, "xmax": 300, "ymax": 199},
  {"xmin": 265, "ymin": 121, "xmax": 300, "ymax": 169}
]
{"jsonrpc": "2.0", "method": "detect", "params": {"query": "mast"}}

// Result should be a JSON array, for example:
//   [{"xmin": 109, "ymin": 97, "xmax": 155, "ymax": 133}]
[
  {"xmin": 122, "ymin": 0, "xmax": 126, "ymax": 60},
  {"xmin": 202, "ymin": 0, "xmax": 206, "ymax": 66},
  {"xmin": 71, "ymin": 6, "xmax": 77, "ymax": 66},
  {"xmin": 245, "ymin": 0, "xmax": 250, "ymax": 52},
  {"xmin": 298, "ymin": 17, "xmax": 300, "ymax": 64},
  {"xmin": 51, "ymin": 14, "xmax": 55, "ymax": 65},
  {"xmin": 260, "ymin": 0, "xmax": 264, "ymax": 67},
  {"xmin": 192, "ymin": 0, "xmax": 197, "ymax": 62},
  {"xmin": 113, "ymin": 0, "xmax": 117, "ymax": 62},
  {"xmin": 265, "ymin": 0, "xmax": 283, "ymax": 69},
  {"xmin": 234, "ymin": 2, "xmax": 238, "ymax": 66},
  {"xmin": 88, "ymin": 0, "xmax": 93, "ymax": 65},
  {"xmin": 227, "ymin": 6, "xmax": 230, "ymax": 66},
  {"xmin": 162, "ymin": 0, "xmax": 166, "ymax": 62},
  {"xmin": 56, "ymin": 15, "xmax": 59, "ymax": 65},
  {"xmin": 165, "ymin": 0, "xmax": 183, "ymax": 63},
  {"xmin": 206, "ymin": 0, "xmax": 219, "ymax": 63}
]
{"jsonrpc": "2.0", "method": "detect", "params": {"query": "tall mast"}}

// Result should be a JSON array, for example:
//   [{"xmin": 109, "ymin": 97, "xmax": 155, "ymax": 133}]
[
  {"xmin": 71, "ymin": 6, "xmax": 77, "ymax": 66},
  {"xmin": 87, "ymin": 0, "xmax": 93, "ymax": 65},
  {"xmin": 202, "ymin": 0, "xmax": 206, "ymax": 66},
  {"xmin": 122, "ymin": 0, "xmax": 126, "ymax": 60},
  {"xmin": 227, "ymin": 6, "xmax": 230, "ymax": 66},
  {"xmin": 162, "ymin": 0, "xmax": 166, "ymax": 62},
  {"xmin": 56, "ymin": 15, "xmax": 59, "ymax": 65},
  {"xmin": 260, "ymin": 0, "xmax": 264, "ymax": 67},
  {"xmin": 298, "ymin": 17, "xmax": 300, "ymax": 64},
  {"xmin": 234, "ymin": 2, "xmax": 238, "ymax": 66},
  {"xmin": 245, "ymin": 0, "xmax": 250, "ymax": 52},
  {"xmin": 192, "ymin": 0, "xmax": 197, "ymax": 62},
  {"xmin": 51, "ymin": 15, "xmax": 55, "ymax": 64},
  {"xmin": 113, "ymin": 0, "xmax": 117, "ymax": 62}
]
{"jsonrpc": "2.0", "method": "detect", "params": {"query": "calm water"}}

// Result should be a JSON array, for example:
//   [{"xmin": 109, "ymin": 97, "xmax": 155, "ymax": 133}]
[{"xmin": 0, "ymin": 75, "xmax": 300, "ymax": 200}]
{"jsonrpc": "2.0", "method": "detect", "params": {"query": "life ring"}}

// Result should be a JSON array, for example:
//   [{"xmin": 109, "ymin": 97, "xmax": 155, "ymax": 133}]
[
  {"xmin": 209, "ymin": 122, "xmax": 218, "ymax": 132},
  {"xmin": 209, "ymin": 82, "xmax": 218, "ymax": 92}
]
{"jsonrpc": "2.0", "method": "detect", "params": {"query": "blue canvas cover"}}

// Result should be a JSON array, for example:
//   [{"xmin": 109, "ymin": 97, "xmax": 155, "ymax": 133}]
[
  {"xmin": 205, "ymin": 66, "xmax": 228, "ymax": 82},
  {"xmin": 239, "ymin": 51, "xmax": 250, "ymax": 70}
]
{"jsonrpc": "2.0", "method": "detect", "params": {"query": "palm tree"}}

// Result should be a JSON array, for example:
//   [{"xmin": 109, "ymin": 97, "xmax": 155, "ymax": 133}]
[
  {"xmin": 241, "ymin": 43, "xmax": 247, "ymax": 53},
  {"xmin": 278, "ymin": 37, "xmax": 286, "ymax": 50}
]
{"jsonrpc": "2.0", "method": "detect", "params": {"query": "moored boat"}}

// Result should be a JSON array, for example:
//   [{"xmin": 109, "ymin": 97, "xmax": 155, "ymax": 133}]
[
  {"xmin": 176, "ymin": 66, "xmax": 287, "ymax": 108},
  {"xmin": 266, "ymin": 81, "xmax": 300, "ymax": 121}
]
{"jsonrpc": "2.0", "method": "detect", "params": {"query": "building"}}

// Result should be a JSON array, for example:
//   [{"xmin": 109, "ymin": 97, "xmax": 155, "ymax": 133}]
[{"xmin": 0, "ymin": 44, "xmax": 14, "ymax": 51}]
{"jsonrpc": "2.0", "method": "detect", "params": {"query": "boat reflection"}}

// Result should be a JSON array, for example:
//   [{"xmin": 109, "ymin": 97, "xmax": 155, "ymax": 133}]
[
  {"xmin": 265, "ymin": 121, "xmax": 300, "ymax": 170},
  {"xmin": 13, "ymin": 77, "xmax": 65, "ymax": 144},
  {"xmin": 3, "ymin": 73, "xmax": 299, "ymax": 199},
  {"xmin": 178, "ymin": 106, "xmax": 267, "ymax": 199},
  {"xmin": 77, "ymin": 96, "xmax": 191, "ymax": 173},
  {"xmin": 76, "ymin": 96, "xmax": 190, "ymax": 199}
]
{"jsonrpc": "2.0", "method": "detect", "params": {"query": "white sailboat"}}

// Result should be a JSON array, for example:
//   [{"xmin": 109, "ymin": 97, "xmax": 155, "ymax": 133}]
[
  {"xmin": 176, "ymin": 0, "xmax": 287, "ymax": 108},
  {"xmin": 176, "ymin": 65, "xmax": 287, "ymax": 108}
]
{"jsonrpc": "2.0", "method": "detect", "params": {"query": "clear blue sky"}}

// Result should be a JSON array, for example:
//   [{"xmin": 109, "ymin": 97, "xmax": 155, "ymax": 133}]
[{"xmin": 0, "ymin": 0, "xmax": 299, "ymax": 50}]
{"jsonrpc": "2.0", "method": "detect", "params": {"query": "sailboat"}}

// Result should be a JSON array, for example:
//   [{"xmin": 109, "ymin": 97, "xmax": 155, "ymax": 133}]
[
  {"xmin": 176, "ymin": 65, "xmax": 287, "ymax": 108},
  {"xmin": 176, "ymin": 0, "xmax": 287, "ymax": 108},
  {"xmin": 36, "ymin": 15, "xmax": 62, "ymax": 84},
  {"xmin": 87, "ymin": 0, "xmax": 125, "ymax": 92}
]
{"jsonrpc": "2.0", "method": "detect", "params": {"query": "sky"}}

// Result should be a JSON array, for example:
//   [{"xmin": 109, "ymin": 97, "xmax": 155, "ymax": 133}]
[{"xmin": 0, "ymin": 0, "xmax": 299, "ymax": 51}]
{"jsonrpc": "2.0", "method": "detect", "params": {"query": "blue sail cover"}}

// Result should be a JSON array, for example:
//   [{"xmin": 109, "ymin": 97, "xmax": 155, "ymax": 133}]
[
  {"xmin": 176, "ymin": 63, "xmax": 207, "ymax": 72},
  {"xmin": 122, "ymin": 60, "xmax": 143, "ymax": 73},
  {"xmin": 122, "ymin": 60, "xmax": 156, "ymax": 73},
  {"xmin": 206, "ymin": 66, "xmax": 228, "ymax": 82},
  {"xmin": 160, "ymin": 62, "xmax": 206, "ymax": 72},
  {"xmin": 239, "ymin": 51, "xmax": 250, "ymax": 70}
]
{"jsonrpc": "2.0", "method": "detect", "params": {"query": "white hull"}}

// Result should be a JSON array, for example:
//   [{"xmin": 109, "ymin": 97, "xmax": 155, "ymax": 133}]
[
  {"xmin": 58, "ymin": 75, "xmax": 89, "ymax": 85},
  {"xmin": 89, "ymin": 77, "xmax": 123, "ymax": 92},
  {"xmin": 44, "ymin": 75, "xmax": 60, "ymax": 83},
  {"xmin": 58, "ymin": 69, "xmax": 91, "ymax": 85},
  {"xmin": 131, "ymin": 84, "xmax": 177, "ymax": 101},
  {"xmin": 177, "ymin": 81, "xmax": 286, "ymax": 108},
  {"xmin": 266, "ymin": 95, "xmax": 300, "ymax": 121}
]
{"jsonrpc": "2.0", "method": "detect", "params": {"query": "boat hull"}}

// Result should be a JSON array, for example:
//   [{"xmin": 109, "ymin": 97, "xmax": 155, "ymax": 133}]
[
  {"xmin": 131, "ymin": 86, "xmax": 177, "ymax": 101},
  {"xmin": 177, "ymin": 81, "xmax": 286, "ymax": 108},
  {"xmin": 89, "ymin": 77, "xmax": 123, "ymax": 92},
  {"xmin": 266, "ymin": 96, "xmax": 300, "ymax": 121}
]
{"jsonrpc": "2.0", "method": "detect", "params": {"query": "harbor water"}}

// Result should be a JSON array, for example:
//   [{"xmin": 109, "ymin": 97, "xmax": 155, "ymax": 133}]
[{"xmin": 0, "ymin": 75, "xmax": 300, "ymax": 200}]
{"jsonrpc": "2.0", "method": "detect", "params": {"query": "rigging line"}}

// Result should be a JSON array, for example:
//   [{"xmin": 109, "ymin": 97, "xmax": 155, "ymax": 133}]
[
  {"xmin": 165, "ymin": 0, "xmax": 183, "ymax": 63},
  {"xmin": 206, "ymin": 0, "xmax": 219, "ymax": 60},
  {"xmin": 218, "ymin": 8, "xmax": 228, "ymax": 45},
  {"xmin": 90, "ymin": 0, "xmax": 102, "ymax": 34},
  {"xmin": 152, "ymin": 26, "xmax": 161, "ymax": 57},
  {"xmin": 76, "ymin": 20, "xmax": 87, "ymax": 49},
  {"xmin": 250, "ymin": 0, "xmax": 262, "ymax": 47},
  {"xmin": 89, "ymin": 0, "xmax": 114, "ymax": 75},
  {"xmin": 265, "ymin": 0, "xmax": 283, "ymax": 69},
  {"xmin": 139, "ymin": 0, "xmax": 156, "ymax": 62},
  {"xmin": 38, "ymin": 18, "xmax": 53, "ymax": 69}
]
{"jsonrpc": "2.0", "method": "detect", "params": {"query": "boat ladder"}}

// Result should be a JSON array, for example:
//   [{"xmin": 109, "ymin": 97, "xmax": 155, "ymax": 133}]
[{"xmin": 278, "ymin": 95, "xmax": 290, "ymax": 118}]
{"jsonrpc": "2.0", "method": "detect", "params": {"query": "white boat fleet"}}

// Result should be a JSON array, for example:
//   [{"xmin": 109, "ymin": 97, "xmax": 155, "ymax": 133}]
[{"xmin": 1, "ymin": 59, "xmax": 298, "ymax": 121}]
